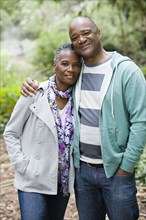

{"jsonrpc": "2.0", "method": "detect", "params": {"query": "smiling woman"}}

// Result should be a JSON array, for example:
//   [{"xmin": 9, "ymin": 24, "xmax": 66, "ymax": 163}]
[{"xmin": 3, "ymin": 43, "xmax": 82, "ymax": 220}]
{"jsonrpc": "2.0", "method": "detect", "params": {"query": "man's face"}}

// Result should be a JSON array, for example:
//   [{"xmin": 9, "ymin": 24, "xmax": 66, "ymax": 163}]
[{"xmin": 69, "ymin": 18, "xmax": 101, "ymax": 62}]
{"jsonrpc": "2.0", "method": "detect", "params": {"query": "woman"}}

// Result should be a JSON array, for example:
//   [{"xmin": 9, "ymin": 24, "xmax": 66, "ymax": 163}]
[{"xmin": 3, "ymin": 43, "xmax": 81, "ymax": 220}]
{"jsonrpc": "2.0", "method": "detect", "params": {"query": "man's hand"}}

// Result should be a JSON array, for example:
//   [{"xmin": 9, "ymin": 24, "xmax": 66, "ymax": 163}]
[
  {"xmin": 116, "ymin": 168, "xmax": 132, "ymax": 176},
  {"xmin": 21, "ymin": 78, "xmax": 39, "ymax": 97}
]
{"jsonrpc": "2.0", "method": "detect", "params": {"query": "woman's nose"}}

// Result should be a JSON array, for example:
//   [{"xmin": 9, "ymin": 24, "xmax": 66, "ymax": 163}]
[{"xmin": 68, "ymin": 64, "xmax": 73, "ymax": 71}]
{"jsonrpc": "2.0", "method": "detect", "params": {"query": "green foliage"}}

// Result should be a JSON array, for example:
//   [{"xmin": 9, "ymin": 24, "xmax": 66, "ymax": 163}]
[
  {"xmin": 0, "ymin": 0, "xmax": 19, "ymax": 15},
  {"xmin": 0, "ymin": 0, "xmax": 22, "ymax": 38},
  {"xmin": 0, "ymin": 9, "xmax": 13, "ymax": 34},
  {"xmin": 108, "ymin": 0, "xmax": 146, "ymax": 65},
  {"xmin": 0, "ymin": 86, "xmax": 20, "ymax": 134},
  {"xmin": 0, "ymin": 53, "xmax": 32, "ymax": 134},
  {"xmin": 135, "ymin": 147, "xmax": 146, "ymax": 186},
  {"xmin": 141, "ymin": 65, "xmax": 146, "ymax": 79},
  {"xmin": 31, "ymin": 27, "xmax": 69, "ymax": 73},
  {"xmin": 17, "ymin": 0, "xmax": 46, "ymax": 39}
]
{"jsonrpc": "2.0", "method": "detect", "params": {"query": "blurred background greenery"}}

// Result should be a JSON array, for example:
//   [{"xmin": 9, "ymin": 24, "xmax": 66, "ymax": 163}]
[{"xmin": 0, "ymin": 0, "xmax": 146, "ymax": 185}]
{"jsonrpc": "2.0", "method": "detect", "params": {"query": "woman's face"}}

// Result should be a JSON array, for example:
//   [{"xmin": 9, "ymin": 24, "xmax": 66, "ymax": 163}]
[{"xmin": 54, "ymin": 49, "xmax": 81, "ymax": 91}]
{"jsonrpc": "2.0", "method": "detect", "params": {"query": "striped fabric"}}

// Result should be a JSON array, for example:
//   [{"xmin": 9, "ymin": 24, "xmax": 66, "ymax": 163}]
[{"xmin": 79, "ymin": 56, "xmax": 113, "ymax": 164}]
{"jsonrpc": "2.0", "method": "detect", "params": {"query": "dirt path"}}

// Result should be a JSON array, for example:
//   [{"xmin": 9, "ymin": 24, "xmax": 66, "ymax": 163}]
[{"xmin": 0, "ymin": 138, "xmax": 146, "ymax": 220}]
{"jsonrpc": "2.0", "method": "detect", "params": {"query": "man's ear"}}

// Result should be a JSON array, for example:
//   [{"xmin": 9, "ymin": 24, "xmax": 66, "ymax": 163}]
[{"xmin": 97, "ymin": 29, "xmax": 102, "ymax": 39}]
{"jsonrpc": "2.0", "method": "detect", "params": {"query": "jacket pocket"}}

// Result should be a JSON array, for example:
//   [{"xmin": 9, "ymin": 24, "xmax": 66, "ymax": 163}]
[
  {"xmin": 23, "ymin": 157, "xmax": 39, "ymax": 181},
  {"xmin": 108, "ymin": 129, "xmax": 126, "ymax": 153},
  {"xmin": 14, "ymin": 156, "xmax": 29, "ymax": 176}
]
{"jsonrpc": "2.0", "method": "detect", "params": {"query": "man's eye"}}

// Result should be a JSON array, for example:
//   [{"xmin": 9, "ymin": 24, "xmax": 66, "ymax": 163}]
[
  {"xmin": 62, "ymin": 62, "xmax": 68, "ymax": 66},
  {"xmin": 72, "ymin": 36, "xmax": 78, "ymax": 42},
  {"xmin": 83, "ymin": 31, "xmax": 91, "ymax": 35},
  {"xmin": 74, "ymin": 63, "xmax": 81, "ymax": 67}
]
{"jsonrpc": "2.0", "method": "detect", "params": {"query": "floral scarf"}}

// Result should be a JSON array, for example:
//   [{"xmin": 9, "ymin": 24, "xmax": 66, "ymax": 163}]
[{"xmin": 47, "ymin": 75, "xmax": 74, "ymax": 195}]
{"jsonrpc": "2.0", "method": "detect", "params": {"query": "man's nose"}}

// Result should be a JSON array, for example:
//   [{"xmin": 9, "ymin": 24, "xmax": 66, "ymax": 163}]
[{"xmin": 78, "ymin": 35, "xmax": 86, "ymax": 43}]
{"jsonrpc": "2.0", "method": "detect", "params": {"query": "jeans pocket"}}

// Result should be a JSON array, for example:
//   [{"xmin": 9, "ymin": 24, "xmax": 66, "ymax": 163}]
[{"xmin": 114, "ymin": 172, "xmax": 134, "ymax": 182}]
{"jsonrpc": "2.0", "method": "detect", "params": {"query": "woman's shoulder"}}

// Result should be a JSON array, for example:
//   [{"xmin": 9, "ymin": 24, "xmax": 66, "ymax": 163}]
[
  {"xmin": 39, "ymin": 80, "xmax": 49, "ymax": 91},
  {"xmin": 16, "ymin": 89, "xmax": 44, "ymax": 108}
]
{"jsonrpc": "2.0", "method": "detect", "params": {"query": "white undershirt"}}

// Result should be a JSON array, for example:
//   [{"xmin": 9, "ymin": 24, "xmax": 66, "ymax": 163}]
[{"xmin": 58, "ymin": 102, "xmax": 70, "ymax": 129}]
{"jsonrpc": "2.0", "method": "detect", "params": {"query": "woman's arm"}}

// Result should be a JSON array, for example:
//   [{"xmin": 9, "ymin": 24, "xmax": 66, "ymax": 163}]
[{"xmin": 3, "ymin": 95, "xmax": 34, "ymax": 175}]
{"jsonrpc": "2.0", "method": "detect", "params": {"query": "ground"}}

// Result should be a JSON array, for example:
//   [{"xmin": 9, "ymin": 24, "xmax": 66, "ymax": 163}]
[{"xmin": 0, "ymin": 138, "xmax": 146, "ymax": 220}]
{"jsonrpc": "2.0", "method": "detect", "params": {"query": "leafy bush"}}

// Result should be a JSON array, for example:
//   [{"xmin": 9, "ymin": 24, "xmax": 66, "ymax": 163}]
[
  {"xmin": 0, "ymin": 53, "xmax": 30, "ymax": 134},
  {"xmin": 135, "ymin": 147, "xmax": 146, "ymax": 186},
  {"xmin": 0, "ymin": 51, "xmax": 46, "ymax": 134},
  {"xmin": 141, "ymin": 65, "xmax": 146, "ymax": 79},
  {"xmin": 0, "ymin": 86, "xmax": 20, "ymax": 134},
  {"xmin": 31, "ymin": 26, "xmax": 70, "ymax": 73}
]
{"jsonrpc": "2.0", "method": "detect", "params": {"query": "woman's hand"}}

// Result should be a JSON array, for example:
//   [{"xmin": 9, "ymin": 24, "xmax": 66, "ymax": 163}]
[{"xmin": 21, "ymin": 78, "xmax": 39, "ymax": 97}]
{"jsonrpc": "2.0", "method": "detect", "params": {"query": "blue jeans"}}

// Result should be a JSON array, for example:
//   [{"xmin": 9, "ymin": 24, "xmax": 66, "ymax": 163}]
[
  {"xmin": 18, "ymin": 189, "xmax": 69, "ymax": 220},
  {"xmin": 75, "ymin": 161, "xmax": 139, "ymax": 220}
]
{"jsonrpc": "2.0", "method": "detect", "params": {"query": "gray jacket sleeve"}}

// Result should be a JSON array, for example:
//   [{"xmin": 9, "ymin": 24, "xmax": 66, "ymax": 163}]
[{"xmin": 3, "ymin": 95, "xmax": 35, "ymax": 175}]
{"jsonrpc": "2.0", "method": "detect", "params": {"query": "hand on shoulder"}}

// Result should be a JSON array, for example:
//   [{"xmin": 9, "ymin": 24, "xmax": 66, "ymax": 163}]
[{"xmin": 21, "ymin": 78, "xmax": 39, "ymax": 97}]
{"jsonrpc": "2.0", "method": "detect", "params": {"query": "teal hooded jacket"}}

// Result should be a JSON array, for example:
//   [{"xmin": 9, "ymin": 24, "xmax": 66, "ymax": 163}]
[{"xmin": 73, "ymin": 51, "xmax": 146, "ymax": 178}]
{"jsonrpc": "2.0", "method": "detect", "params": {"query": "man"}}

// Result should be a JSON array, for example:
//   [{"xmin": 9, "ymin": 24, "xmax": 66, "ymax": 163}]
[{"xmin": 21, "ymin": 16, "xmax": 146, "ymax": 220}]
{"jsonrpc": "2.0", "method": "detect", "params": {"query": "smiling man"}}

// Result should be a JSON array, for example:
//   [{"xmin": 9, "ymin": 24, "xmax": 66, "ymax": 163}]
[{"xmin": 69, "ymin": 16, "xmax": 146, "ymax": 220}]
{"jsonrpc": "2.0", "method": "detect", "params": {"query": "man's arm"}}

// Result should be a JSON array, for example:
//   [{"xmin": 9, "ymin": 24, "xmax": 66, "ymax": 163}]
[
  {"xmin": 21, "ymin": 78, "xmax": 39, "ymax": 97},
  {"xmin": 119, "ymin": 66, "xmax": 146, "ymax": 174}
]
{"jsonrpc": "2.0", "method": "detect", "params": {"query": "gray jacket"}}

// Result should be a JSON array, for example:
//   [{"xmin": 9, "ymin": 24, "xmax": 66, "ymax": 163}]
[{"xmin": 3, "ymin": 87, "xmax": 74, "ymax": 194}]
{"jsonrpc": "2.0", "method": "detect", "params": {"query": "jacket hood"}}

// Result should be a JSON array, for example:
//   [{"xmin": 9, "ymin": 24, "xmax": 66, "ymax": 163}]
[{"xmin": 111, "ymin": 51, "xmax": 132, "ymax": 70}]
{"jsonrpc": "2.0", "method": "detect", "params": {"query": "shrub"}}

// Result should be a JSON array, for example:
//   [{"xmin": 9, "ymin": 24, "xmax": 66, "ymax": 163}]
[
  {"xmin": 31, "ymin": 26, "xmax": 69, "ymax": 73},
  {"xmin": 0, "ymin": 86, "xmax": 20, "ymax": 133},
  {"xmin": 141, "ymin": 65, "xmax": 146, "ymax": 79},
  {"xmin": 0, "ymin": 53, "xmax": 27, "ymax": 133},
  {"xmin": 135, "ymin": 147, "xmax": 146, "ymax": 186}
]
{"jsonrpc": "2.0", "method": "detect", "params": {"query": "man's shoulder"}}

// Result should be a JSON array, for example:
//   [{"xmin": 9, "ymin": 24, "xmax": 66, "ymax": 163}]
[{"xmin": 111, "ymin": 52, "xmax": 140, "ymax": 72}]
